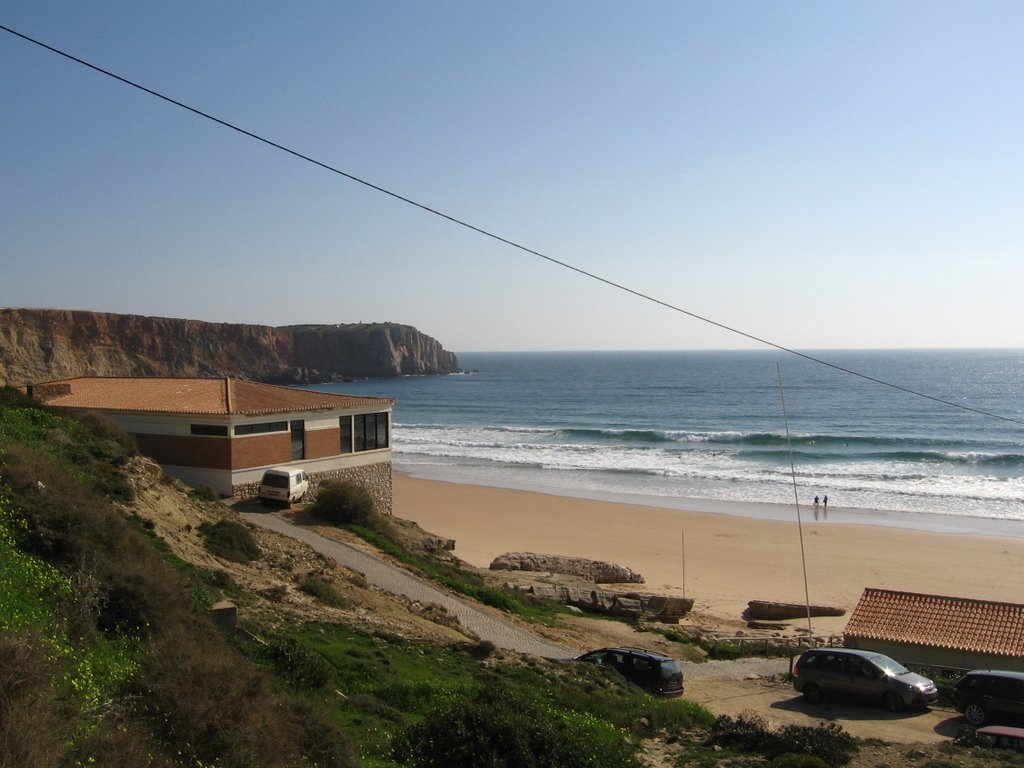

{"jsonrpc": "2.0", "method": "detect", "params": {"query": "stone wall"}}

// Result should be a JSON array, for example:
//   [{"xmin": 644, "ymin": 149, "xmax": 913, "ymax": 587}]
[
  {"xmin": 308, "ymin": 462, "xmax": 394, "ymax": 516},
  {"xmin": 232, "ymin": 460, "xmax": 393, "ymax": 515}
]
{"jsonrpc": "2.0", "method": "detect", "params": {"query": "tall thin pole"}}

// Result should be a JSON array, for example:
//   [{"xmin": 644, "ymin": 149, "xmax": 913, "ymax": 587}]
[
  {"xmin": 681, "ymin": 529, "xmax": 686, "ymax": 598},
  {"xmin": 777, "ymin": 363, "xmax": 813, "ymax": 635}
]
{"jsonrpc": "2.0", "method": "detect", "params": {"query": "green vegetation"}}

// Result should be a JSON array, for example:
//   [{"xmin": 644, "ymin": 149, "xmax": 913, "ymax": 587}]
[
  {"xmin": 311, "ymin": 480, "xmax": 376, "ymax": 526},
  {"xmin": 198, "ymin": 518, "xmax": 262, "ymax": 563},
  {"xmin": 0, "ymin": 388, "xmax": 138, "ymax": 502},
  {"xmin": 298, "ymin": 573, "xmax": 349, "ymax": 608},
  {"xmin": 349, "ymin": 522, "xmax": 534, "ymax": 614},
  {"xmin": 13, "ymin": 388, "xmax": 925, "ymax": 767},
  {"xmin": 392, "ymin": 686, "xmax": 641, "ymax": 768},
  {"xmin": 708, "ymin": 713, "xmax": 858, "ymax": 766},
  {"xmin": 277, "ymin": 622, "xmax": 713, "ymax": 766},
  {"xmin": 0, "ymin": 389, "xmax": 718, "ymax": 767},
  {"xmin": 0, "ymin": 390, "xmax": 357, "ymax": 767}
]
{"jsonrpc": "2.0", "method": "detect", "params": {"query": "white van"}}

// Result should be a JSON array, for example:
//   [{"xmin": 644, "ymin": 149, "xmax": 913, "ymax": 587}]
[{"xmin": 258, "ymin": 467, "xmax": 309, "ymax": 506}]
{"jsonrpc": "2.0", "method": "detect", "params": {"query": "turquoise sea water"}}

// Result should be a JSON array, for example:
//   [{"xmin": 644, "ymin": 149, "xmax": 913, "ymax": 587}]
[{"xmin": 311, "ymin": 349, "xmax": 1024, "ymax": 534}]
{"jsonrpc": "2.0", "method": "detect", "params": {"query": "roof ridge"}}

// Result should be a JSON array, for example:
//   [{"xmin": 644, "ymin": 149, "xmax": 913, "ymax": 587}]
[{"xmin": 863, "ymin": 587, "xmax": 1024, "ymax": 611}]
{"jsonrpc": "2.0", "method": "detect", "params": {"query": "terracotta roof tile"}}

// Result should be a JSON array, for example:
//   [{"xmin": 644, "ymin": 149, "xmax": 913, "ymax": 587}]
[
  {"xmin": 28, "ymin": 377, "xmax": 392, "ymax": 416},
  {"xmin": 845, "ymin": 588, "xmax": 1024, "ymax": 658}
]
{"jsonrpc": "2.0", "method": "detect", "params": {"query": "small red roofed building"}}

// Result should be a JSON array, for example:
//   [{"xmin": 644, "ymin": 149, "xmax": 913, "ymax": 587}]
[
  {"xmin": 25, "ymin": 376, "xmax": 394, "ymax": 511},
  {"xmin": 844, "ymin": 587, "xmax": 1024, "ymax": 672}
]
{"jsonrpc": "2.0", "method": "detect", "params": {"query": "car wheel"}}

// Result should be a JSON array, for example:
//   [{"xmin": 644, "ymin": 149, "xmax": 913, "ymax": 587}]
[
  {"xmin": 883, "ymin": 692, "xmax": 905, "ymax": 713},
  {"xmin": 802, "ymin": 684, "xmax": 823, "ymax": 704},
  {"xmin": 963, "ymin": 702, "xmax": 987, "ymax": 726}
]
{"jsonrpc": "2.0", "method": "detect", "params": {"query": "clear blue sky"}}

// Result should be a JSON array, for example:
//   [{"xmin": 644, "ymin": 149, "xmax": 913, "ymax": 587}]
[{"xmin": 2, "ymin": 2, "xmax": 1021, "ymax": 352}]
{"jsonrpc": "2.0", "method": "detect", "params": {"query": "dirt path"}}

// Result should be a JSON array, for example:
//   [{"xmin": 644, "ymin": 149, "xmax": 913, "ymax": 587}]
[{"xmin": 242, "ymin": 510, "xmax": 576, "ymax": 659}]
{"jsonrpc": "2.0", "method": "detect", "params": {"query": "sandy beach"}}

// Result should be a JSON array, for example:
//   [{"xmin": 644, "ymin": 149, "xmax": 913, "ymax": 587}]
[{"xmin": 393, "ymin": 472, "xmax": 1024, "ymax": 634}]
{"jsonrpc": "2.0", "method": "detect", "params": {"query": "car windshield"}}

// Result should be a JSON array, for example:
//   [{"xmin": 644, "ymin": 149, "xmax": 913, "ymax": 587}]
[{"xmin": 870, "ymin": 654, "xmax": 909, "ymax": 676}]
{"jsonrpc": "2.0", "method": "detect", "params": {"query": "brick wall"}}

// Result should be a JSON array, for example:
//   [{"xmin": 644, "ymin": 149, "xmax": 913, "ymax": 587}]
[
  {"xmin": 305, "ymin": 426, "xmax": 341, "ymax": 460},
  {"xmin": 134, "ymin": 433, "xmax": 232, "ymax": 469},
  {"xmin": 230, "ymin": 433, "xmax": 292, "ymax": 469}
]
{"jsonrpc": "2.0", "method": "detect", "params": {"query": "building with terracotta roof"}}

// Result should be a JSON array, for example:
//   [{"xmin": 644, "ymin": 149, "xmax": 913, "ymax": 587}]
[
  {"xmin": 844, "ymin": 588, "xmax": 1024, "ymax": 672},
  {"xmin": 26, "ymin": 376, "xmax": 395, "ymax": 510}
]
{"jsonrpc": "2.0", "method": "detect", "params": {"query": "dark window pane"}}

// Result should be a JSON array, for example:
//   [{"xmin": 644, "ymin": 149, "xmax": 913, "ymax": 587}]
[
  {"xmin": 191, "ymin": 424, "xmax": 228, "ymax": 436},
  {"xmin": 354, "ymin": 414, "xmax": 366, "ymax": 451},
  {"xmin": 364, "ymin": 413, "xmax": 378, "ymax": 450},
  {"xmin": 234, "ymin": 421, "xmax": 288, "ymax": 436},
  {"xmin": 376, "ymin": 412, "xmax": 389, "ymax": 448},
  {"xmin": 340, "ymin": 416, "xmax": 352, "ymax": 454}
]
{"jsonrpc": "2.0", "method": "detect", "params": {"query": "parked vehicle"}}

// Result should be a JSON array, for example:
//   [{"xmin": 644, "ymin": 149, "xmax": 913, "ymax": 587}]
[
  {"xmin": 952, "ymin": 670, "xmax": 1024, "ymax": 726},
  {"xmin": 575, "ymin": 647, "xmax": 684, "ymax": 698},
  {"xmin": 792, "ymin": 647, "xmax": 938, "ymax": 711},
  {"xmin": 258, "ymin": 467, "xmax": 309, "ymax": 506}
]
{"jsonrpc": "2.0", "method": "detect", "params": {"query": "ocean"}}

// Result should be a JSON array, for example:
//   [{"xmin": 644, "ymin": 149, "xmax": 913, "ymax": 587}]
[{"xmin": 309, "ymin": 349, "xmax": 1024, "ymax": 536}]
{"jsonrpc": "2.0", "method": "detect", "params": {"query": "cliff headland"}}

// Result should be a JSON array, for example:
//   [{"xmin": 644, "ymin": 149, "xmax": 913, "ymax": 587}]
[{"xmin": 0, "ymin": 308, "xmax": 459, "ymax": 386}]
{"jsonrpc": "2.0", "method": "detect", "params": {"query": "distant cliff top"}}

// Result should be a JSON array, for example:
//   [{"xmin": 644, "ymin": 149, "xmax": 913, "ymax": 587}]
[{"xmin": 0, "ymin": 308, "xmax": 460, "ymax": 386}]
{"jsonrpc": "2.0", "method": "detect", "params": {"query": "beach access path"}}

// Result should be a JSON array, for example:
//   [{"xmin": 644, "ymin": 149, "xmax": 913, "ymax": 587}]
[
  {"xmin": 241, "ymin": 510, "xmax": 575, "ymax": 659},
  {"xmin": 241, "ymin": 511, "xmax": 792, "ymax": 683}
]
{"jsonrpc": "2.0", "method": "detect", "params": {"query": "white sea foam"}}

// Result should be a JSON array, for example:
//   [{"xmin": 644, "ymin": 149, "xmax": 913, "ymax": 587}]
[{"xmin": 315, "ymin": 349, "xmax": 1024, "ymax": 532}]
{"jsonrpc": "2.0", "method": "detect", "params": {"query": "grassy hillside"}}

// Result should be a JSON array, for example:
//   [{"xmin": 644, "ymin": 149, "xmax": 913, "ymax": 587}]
[
  {"xmin": 6, "ymin": 389, "xmax": 1015, "ymax": 768},
  {"xmin": 0, "ymin": 389, "xmax": 713, "ymax": 768}
]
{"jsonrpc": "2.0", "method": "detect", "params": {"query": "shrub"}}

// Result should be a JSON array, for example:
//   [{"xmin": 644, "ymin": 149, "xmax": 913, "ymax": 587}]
[
  {"xmin": 67, "ymin": 717, "xmax": 176, "ymax": 768},
  {"xmin": 297, "ymin": 573, "xmax": 348, "ymax": 608},
  {"xmin": 95, "ymin": 580, "xmax": 154, "ymax": 636},
  {"xmin": 774, "ymin": 722, "xmax": 858, "ymax": 766},
  {"xmin": 709, "ymin": 714, "xmax": 857, "ymax": 766},
  {"xmin": 392, "ymin": 686, "xmax": 641, "ymax": 768},
  {"xmin": 198, "ymin": 519, "xmax": 261, "ymax": 564},
  {"xmin": 772, "ymin": 755, "xmax": 830, "ymax": 768},
  {"xmin": 195, "ymin": 483, "xmax": 221, "ymax": 501},
  {"xmin": 0, "ymin": 632, "xmax": 72, "ymax": 768},
  {"xmin": 343, "ymin": 692, "xmax": 404, "ymax": 721},
  {"xmin": 201, "ymin": 568, "xmax": 239, "ymax": 593},
  {"xmin": 284, "ymin": 698, "xmax": 360, "ymax": 768},
  {"xmin": 78, "ymin": 411, "xmax": 137, "ymax": 460},
  {"xmin": 468, "ymin": 640, "xmax": 497, "ymax": 660},
  {"xmin": 254, "ymin": 636, "xmax": 333, "ymax": 692},
  {"xmin": 130, "ymin": 622, "xmax": 350, "ymax": 768},
  {"xmin": 310, "ymin": 480, "xmax": 375, "ymax": 526}
]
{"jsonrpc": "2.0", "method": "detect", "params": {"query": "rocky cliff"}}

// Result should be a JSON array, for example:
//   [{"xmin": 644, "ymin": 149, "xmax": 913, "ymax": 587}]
[{"xmin": 0, "ymin": 308, "xmax": 460, "ymax": 386}]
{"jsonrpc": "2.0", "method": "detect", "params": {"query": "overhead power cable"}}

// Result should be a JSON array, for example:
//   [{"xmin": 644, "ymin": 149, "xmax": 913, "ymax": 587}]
[{"xmin": 3, "ymin": 23, "xmax": 1021, "ymax": 427}]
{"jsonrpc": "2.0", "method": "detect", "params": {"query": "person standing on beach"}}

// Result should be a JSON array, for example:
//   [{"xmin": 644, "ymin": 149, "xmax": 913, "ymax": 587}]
[
  {"xmin": 823, "ymin": 495, "xmax": 828, "ymax": 509},
  {"xmin": 813, "ymin": 495, "xmax": 819, "ymax": 507}
]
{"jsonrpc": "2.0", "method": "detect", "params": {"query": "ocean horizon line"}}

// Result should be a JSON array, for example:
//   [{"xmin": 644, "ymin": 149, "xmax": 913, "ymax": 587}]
[{"xmin": 451, "ymin": 346, "xmax": 1024, "ymax": 355}]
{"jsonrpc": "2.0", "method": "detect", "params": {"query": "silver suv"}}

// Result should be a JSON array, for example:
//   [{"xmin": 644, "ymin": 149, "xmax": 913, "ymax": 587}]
[{"xmin": 792, "ymin": 648, "xmax": 938, "ymax": 711}]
